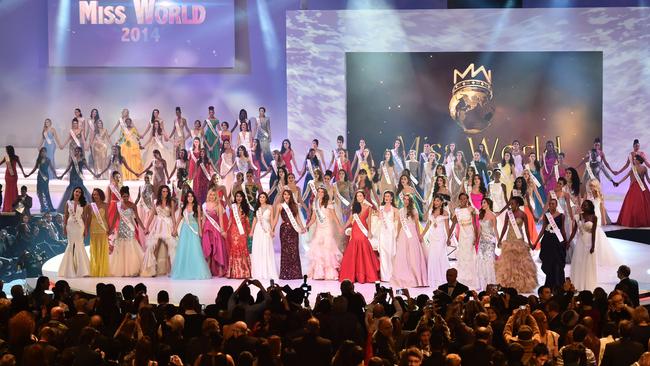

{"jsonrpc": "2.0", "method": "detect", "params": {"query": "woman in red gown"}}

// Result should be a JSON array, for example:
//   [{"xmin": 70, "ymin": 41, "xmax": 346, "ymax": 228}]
[
  {"xmin": 0, "ymin": 146, "xmax": 25, "ymax": 212},
  {"xmin": 280, "ymin": 139, "xmax": 299, "ymax": 174},
  {"xmin": 192, "ymin": 148, "xmax": 213, "ymax": 204},
  {"xmin": 226, "ymin": 190, "xmax": 251, "ymax": 278},
  {"xmin": 339, "ymin": 190, "xmax": 380, "ymax": 283},
  {"xmin": 614, "ymin": 154, "xmax": 650, "ymax": 227}
]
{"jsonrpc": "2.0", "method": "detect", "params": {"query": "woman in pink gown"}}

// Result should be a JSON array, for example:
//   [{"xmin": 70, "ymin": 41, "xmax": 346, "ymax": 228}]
[
  {"xmin": 339, "ymin": 191, "xmax": 380, "ymax": 283},
  {"xmin": 306, "ymin": 187, "xmax": 343, "ymax": 280},
  {"xmin": 0, "ymin": 146, "xmax": 24, "ymax": 212},
  {"xmin": 391, "ymin": 193, "xmax": 428, "ymax": 288},
  {"xmin": 202, "ymin": 188, "xmax": 229, "ymax": 276},
  {"xmin": 188, "ymin": 137, "xmax": 201, "ymax": 180},
  {"xmin": 542, "ymin": 140, "xmax": 559, "ymax": 193}
]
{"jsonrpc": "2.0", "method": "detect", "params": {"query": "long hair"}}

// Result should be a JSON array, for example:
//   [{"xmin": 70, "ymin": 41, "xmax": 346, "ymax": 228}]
[
  {"xmin": 402, "ymin": 193, "xmax": 416, "ymax": 219},
  {"xmin": 35, "ymin": 147, "xmax": 47, "ymax": 166},
  {"xmin": 150, "ymin": 109, "xmax": 159, "ymax": 124},
  {"xmin": 567, "ymin": 167, "xmax": 581, "ymax": 196},
  {"xmin": 431, "ymin": 194, "xmax": 447, "ymax": 216},
  {"xmin": 6, "ymin": 145, "xmax": 16, "ymax": 160},
  {"xmin": 69, "ymin": 186, "xmax": 87, "ymax": 206},
  {"xmin": 238, "ymin": 109, "xmax": 248, "ymax": 123},
  {"xmin": 383, "ymin": 150, "xmax": 395, "ymax": 167},
  {"xmin": 255, "ymin": 192, "xmax": 269, "ymax": 214},
  {"xmin": 396, "ymin": 173, "xmax": 411, "ymax": 196},
  {"xmin": 434, "ymin": 176, "xmax": 447, "ymax": 195},
  {"xmin": 356, "ymin": 169, "xmax": 372, "ymax": 190},
  {"xmin": 318, "ymin": 187, "xmax": 330, "ymax": 208},
  {"xmin": 252, "ymin": 139, "xmax": 263, "ymax": 162},
  {"xmin": 182, "ymin": 190, "xmax": 199, "ymax": 218},
  {"xmin": 178, "ymin": 148, "xmax": 189, "ymax": 162},
  {"xmin": 277, "ymin": 166, "xmax": 289, "ymax": 185},
  {"xmin": 479, "ymin": 197, "xmax": 493, "ymax": 220},
  {"xmin": 233, "ymin": 191, "xmax": 251, "ymax": 216},
  {"xmin": 305, "ymin": 148, "xmax": 320, "ymax": 169},
  {"xmin": 393, "ymin": 139, "xmax": 405, "ymax": 160},
  {"xmin": 90, "ymin": 108, "xmax": 100, "ymax": 123},
  {"xmin": 352, "ymin": 191, "xmax": 366, "ymax": 214},
  {"xmin": 381, "ymin": 191, "xmax": 395, "ymax": 207},
  {"xmin": 151, "ymin": 120, "xmax": 162, "ymax": 137},
  {"xmin": 237, "ymin": 146, "xmax": 249, "ymax": 159},
  {"xmin": 514, "ymin": 176, "xmax": 528, "ymax": 196},
  {"xmin": 502, "ymin": 151, "xmax": 515, "ymax": 168},
  {"xmin": 472, "ymin": 174, "xmax": 487, "ymax": 195},
  {"xmin": 156, "ymin": 185, "xmax": 172, "ymax": 207},
  {"xmin": 280, "ymin": 189, "xmax": 298, "ymax": 216},
  {"xmin": 455, "ymin": 151, "xmax": 467, "ymax": 167},
  {"xmin": 199, "ymin": 148, "xmax": 210, "ymax": 165},
  {"xmin": 528, "ymin": 153, "xmax": 542, "ymax": 171},
  {"xmin": 92, "ymin": 188, "xmax": 106, "ymax": 202},
  {"xmin": 280, "ymin": 139, "xmax": 292, "ymax": 155}
]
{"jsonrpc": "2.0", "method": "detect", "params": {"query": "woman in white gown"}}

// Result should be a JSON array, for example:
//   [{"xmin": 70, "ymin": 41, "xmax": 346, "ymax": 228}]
[
  {"xmin": 306, "ymin": 188, "xmax": 343, "ymax": 280},
  {"xmin": 250, "ymin": 192, "xmax": 278, "ymax": 279},
  {"xmin": 421, "ymin": 195, "xmax": 450, "ymax": 288},
  {"xmin": 108, "ymin": 186, "xmax": 145, "ymax": 277},
  {"xmin": 477, "ymin": 198, "xmax": 498, "ymax": 290},
  {"xmin": 567, "ymin": 200, "xmax": 598, "ymax": 291},
  {"xmin": 447, "ymin": 193, "xmax": 478, "ymax": 290},
  {"xmin": 586, "ymin": 179, "xmax": 621, "ymax": 269},
  {"xmin": 58, "ymin": 187, "xmax": 90, "ymax": 277},
  {"xmin": 377, "ymin": 191, "xmax": 398, "ymax": 282},
  {"xmin": 141, "ymin": 185, "xmax": 178, "ymax": 277}
]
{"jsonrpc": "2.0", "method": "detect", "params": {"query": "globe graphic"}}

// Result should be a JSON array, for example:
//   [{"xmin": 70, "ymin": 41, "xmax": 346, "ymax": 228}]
[{"xmin": 448, "ymin": 86, "xmax": 495, "ymax": 134}]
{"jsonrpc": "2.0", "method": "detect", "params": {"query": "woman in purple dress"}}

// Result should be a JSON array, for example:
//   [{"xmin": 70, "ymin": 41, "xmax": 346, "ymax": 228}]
[
  {"xmin": 542, "ymin": 140, "xmax": 559, "ymax": 193},
  {"xmin": 272, "ymin": 189, "xmax": 306, "ymax": 279}
]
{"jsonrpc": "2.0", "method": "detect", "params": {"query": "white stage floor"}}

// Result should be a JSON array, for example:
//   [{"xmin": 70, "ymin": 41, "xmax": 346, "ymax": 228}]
[{"xmin": 41, "ymin": 236, "xmax": 650, "ymax": 305}]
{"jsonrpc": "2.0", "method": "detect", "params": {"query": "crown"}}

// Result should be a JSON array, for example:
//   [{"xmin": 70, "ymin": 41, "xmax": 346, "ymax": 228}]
[{"xmin": 452, "ymin": 63, "xmax": 493, "ymax": 96}]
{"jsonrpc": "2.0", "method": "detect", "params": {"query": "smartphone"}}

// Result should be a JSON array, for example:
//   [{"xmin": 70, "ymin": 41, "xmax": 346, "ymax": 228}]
[
  {"xmin": 396, "ymin": 289, "xmax": 403, "ymax": 296},
  {"xmin": 270, "ymin": 279, "xmax": 275, "ymax": 287},
  {"xmin": 519, "ymin": 305, "xmax": 527, "ymax": 310},
  {"xmin": 130, "ymin": 313, "xmax": 137, "ymax": 319}
]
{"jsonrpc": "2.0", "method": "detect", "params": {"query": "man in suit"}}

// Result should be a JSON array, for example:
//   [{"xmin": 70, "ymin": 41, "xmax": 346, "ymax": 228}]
[
  {"xmin": 372, "ymin": 317, "xmax": 397, "ymax": 365},
  {"xmin": 615, "ymin": 265, "xmax": 640, "ymax": 307},
  {"xmin": 12, "ymin": 186, "xmax": 32, "ymax": 216},
  {"xmin": 23, "ymin": 326, "xmax": 59, "ymax": 366},
  {"xmin": 437, "ymin": 268, "xmax": 470, "ymax": 300},
  {"xmin": 459, "ymin": 327, "xmax": 495, "ymax": 366},
  {"xmin": 470, "ymin": 151, "xmax": 490, "ymax": 186},
  {"xmin": 223, "ymin": 321, "xmax": 260, "ymax": 363},
  {"xmin": 61, "ymin": 327, "xmax": 104, "ymax": 366},
  {"xmin": 293, "ymin": 317, "xmax": 333, "ymax": 366},
  {"xmin": 65, "ymin": 298, "xmax": 90, "ymax": 347},
  {"xmin": 601, "ymin": 320, "xmax": 644, "ymax": 366}
]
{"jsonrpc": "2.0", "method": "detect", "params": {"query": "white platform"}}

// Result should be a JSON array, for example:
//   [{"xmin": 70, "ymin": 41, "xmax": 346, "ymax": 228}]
[{"xmin": 41, "ymin": 237, "xmax": 650, "ymax": 305}]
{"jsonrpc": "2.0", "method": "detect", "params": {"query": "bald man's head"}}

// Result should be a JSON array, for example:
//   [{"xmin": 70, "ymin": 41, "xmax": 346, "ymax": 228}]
[
  {"xmin": 306, "ymin": 317, "xmax": 320, "ymax": 335},
  {"xmin": 50, "ymin": 306, "xmax": 64, "ymax": 320}
]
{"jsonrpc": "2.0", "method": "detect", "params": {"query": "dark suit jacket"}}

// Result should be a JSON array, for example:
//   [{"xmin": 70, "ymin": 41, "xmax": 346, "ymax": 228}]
[
  {"xmin": 615, "ymin": 278, "xmax": 640, "ymax": 307},
  {"xmin": 437, "ymin": 282, "xmax": 469, "ymax": 300},
  {"xmin": 459, "ymin": 341, "xmax": 496, "ymax": 366},
  {"xmin": 293, "ymin": 334, "xmax": 333, "ymax": 366},
  {"xmin": 65, "ymin": 313, "xmax": 90, "ymax": 346},
  {"xmin": 224, "ymin": 335, "xmax": 260, "ymax": 363},
  {"xmin": 23, "ymin": 341, "xmax": 59, "ymax": 366},
  {"xmin": 600, "ymin": 339, "xmax": 644, "ymax": 366}
]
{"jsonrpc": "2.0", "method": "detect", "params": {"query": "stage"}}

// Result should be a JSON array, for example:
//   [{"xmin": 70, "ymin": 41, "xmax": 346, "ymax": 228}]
[{"xmin": 40, "ymin": 233, "xmax": 650, "ymax": 305}]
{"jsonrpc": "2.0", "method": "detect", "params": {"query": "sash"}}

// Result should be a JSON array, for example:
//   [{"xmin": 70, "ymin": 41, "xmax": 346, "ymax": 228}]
[
  {"xmin": 199, "ymin": 162, "xmax": 211, "ymax": 180},
  {"xmin": 90, "ymin": 203, "xmax": 107, "ymax": 231},
  {"xmin": 553, "ymin": 164, "xmax": 560, "ymax": 181},
  {"xmin": 190, "ymin": 150, "xmax": 199, "ymax": 163},
  {"xmin": 202, "ymin": 203, "xmax": 222, "ymax": 233},
  {"xmin": 549, "ymin": 191, "xmax": 565, "ymax": 214},
  {"xmin": 314, "ymin": 201, "xmax": 326, "ymax": 224},
  {"xmin": 118, "ymin": 118, "xmax": 134, "ymax": 140},
  {"xmin": 451, "ymin": 167, "xmax": 462, "ymax": 186},
  {"xmin": 585, "ymin": 162, "xmax": 596, "ymax": 181},
  {"xmin": 392, "ymin": 149, "xmax": 404, "ymax": 171},
  {"xmin": 183, "ymin": 213, "xmax": 199, "ymax": 236},
  {"xmin": 39, "ymin": 166, "xmax": 49, "ymax": 182},
  {"xmin": 271, "ymin": 160, "xmax": 278, "ymax": 174},
  {"xmin": 380, "ymin": 206, "xmax": 392, "ymax": 228},
  {"xmin": 231, "ymin": 203, "xmax": 245, "ymax": 235},
  {"xmin": 410, "ymin": 172, "xmax": 419, "ymax": 185},
  {"xmin": 545, "ymin": 212, "xmax": 564, "ymax": 242},
  {"xmin": 70, "ymin": 130, "xmax": 82, "ymax": 148},
  {"xmin": 174, "ymin": 119, "xmax": 183, "ymax": 138},
  {"xmin": 109, "ymin": 184, "xmax": 121, "ymax": 200},
  {"xmin": 382, "ymin": 164, "xmax": 392, "ymax": 185},
  {"xmin": 205, "ymin": 119, "xmax": 219, "ymax": 137},
  {"xmin": 72, "ymin": 157, "xmax": 81, "ymax": 176},
  {"xmin": 632, "ymin": 165, "xmax": 646, "ymax": 191},
  {"xmin": 399, "ymin": 209, "xmax": 413, "ymax": 239},
  {"xmin": 44, "ymin": 131, "xmax": 53, "ymax": 145},
  {"xmin": 117, "ymin": 202, "xmax": 136, "ymax": 232},
  {"xmin": 336, "ymin": 186, "xmax": 350, "ymax": 206},
  {"xmin": 506, "ymin": 209, "xmax": 523, "ymax": 239},
  {"xmin": 529, "ymin": 171, "xmax": 542, "ymax": 188},
  {"xmin": 352, "ymin": 213, "xmax": 369, "ymax": 238},
  {"xmin": 282, "ymin": 203, "xmax": 301, "ymax": 232},
  {"xmin": 4, "ymin": 156, "xmax": 14, "ymax": 176},
  {"xmin": 154, "ymin": 135, "xmax": 165, "ymax": 150},
  {"xmin": 306, "ymin": 159, "xmax": 315, "ymax": 177},
  {"xmin": 337, "ymin": 157, "xmax": 343, "ymax": 171},
  {"xmin": 308, "ymin": 180, "xmax": 318, "ymax": 197},
  {"xmin": 240, "ymin": 183, "xmax": 253, "ymax": 206},
  {"xmin": 256, "ymin": 207, "xmax": 270, "ymax": 233}
]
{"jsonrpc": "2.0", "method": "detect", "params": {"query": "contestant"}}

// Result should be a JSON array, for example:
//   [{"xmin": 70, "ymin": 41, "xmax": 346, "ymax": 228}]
[
  {"xmin": 447, "ymin": 193, "xmax": 478, "ymax": 290},
  {"xmin": 204, "ymin": 106, "xmax": 221, "ymax": 164},
  {"xmin": 500, "ymin": 151, "xmax": 516, "ymax": 198},
  {"xmin": 87, "ymin": 188, "xmax": 110, "ymax": 277},
  {"xmin": 306, "ymin": 187, "xmax": 343, "ymax": 280},
  {"xmin": 169, "ymin": 148, "xmax": 190, "ymax": 188},
  {"xmin": 338, "ymin": 191, "xmax": 380, "ymax": 283},
  {"xmin": 60, "ymin": 118, "xmax": 85, "ymax": 161},
  {"xmin": 272, "ymin": 189, "xmax": 305, "ymax": 280},
  {"xmin": 449, "ymin": 151, "xmax": 466, "ymax": 207},
  {"xmin": 542, "ymin": 141, "xmax": 559, "ymax": 193},
  {"xmin": 269, "ymin": 166, "xmax": 289, "ymax": 205},
  {"xmin": 169, "ymin": 107, "xmax": 190, "ymax": 156},
  {"xmin": 235, "ymin": 146, "xmax": 254, "ymax": 178},
  {"xmin": 444, "ymin": 143, "xmax": 456, "ymax": 178},
  {"xmin": 564, "ymin": 167, "xmax": 581, "ymax": 214},
  {"xmin": 526, "ymin": 153, "xmax": 547, "ymax": 212},
  {"xmin": 469, "ymin": 174, "xmax": 485, "ymax": 214},
  {"xmin": 476, "ymin": 198, "xmax": 498, "ymax": 290},
  {"xmin": 299, "ymin": 149, "xmax": 322, "ymax": 206},
  {"xmin": 350, "ymin": 139, "xmax": 374, "ymax": 178},
  {"xmin": 141, "ymin": 150, "xmax": 170, "ymax": 198},
  {"xmin": 89, "ymin": 119, "xmax": 111, "ymax": 179},
  {"xmin": 396, "ymin": 174, "xmax": 424, "ymax": 215},
  {"xmin": 511, "ymin": 177, "xmax": 538, "ymax": 244},
  {"xmin": 100, "ymin": 145, "xmax": 140, "ymax": 180},
  {"xmin": 567, "ymin": 200, "xmax": 598, "ymax": 291},
  {"xmin": 237, "ymin": 120, "xmax": 252, "ymax": 150},
  {"xmin": 420, "ymin": 152, "xmax": 437, "ymax": 198},
  {"xmin": 142, "ymin": 185, "xmax": 177, "ymax": 277},
  {"xmin": 250, "ymin": 192, "xmax": 277, "ymax": 279},
  {"xmin": 488, "ymin": 169, "xmax": 508, "ymax": 229},
  {"xmin": 332, "ymin": 148, "xmax": 352, "ymax": 182},
  {"xmin": 522, "ymin": 169, "xmax": 544, "ymax": 218},
  {"xmin": 251, "ymin": 106, "xmax": 272, "ymax": 164},
  {"xmin": 193, "ymin": 148, "xmax": 213, "ymax": 204},
  {"xmin": 377, "ymin": 191, "xmax": 398, "ymax": 282},
  {"xmin": 533, "ymin": 198, "xmax": 567, "ymax": 290},
  {"xmin": 217, "ymin": 139, "xmax": 236, "ymax": 195},
  {"xmin": 578, "ymin": 147, "xmax": 614, "ymax": 193},
  {"xmin": 227, "ymin": 191, "xmax": 252, "ymax": 279},
  {"xmin": 470, "ymin": 151, "xmax": 490, "ymax": 187},
  {"xmin": 73, "ymin": 108, "xmax": 86, "ymax": 137},
  {"xmin": 24, "ymin": 147, "xmax": 56, "ymax": 213},
  {"xmin": 421, "ymin": 195, "xmax": 450, "ymax": 288},
  {"xmin": 109, "ymin": 186, "xmax": 145, "ymax": 277},
  {"xmin": 135, "ymin": 172, "xmax": 154, "ymax": 236},
  {"xmin": 219, "ymin": 121, "xmax": 235, "ymax": 144},
  {"xmin": 57, "ymin": 147, "xmax": 94, "ymax": 213},
  {"xmin": 189, "ymin": 119, "xmax": 204, "ymax": 152},
  {"xmin": 613, "ymin": 138, "xmax": 650, "ymax": 172},
  {"xmin": 334, "ymin": 169, "xmax": 354, "ymax": 231},
  {"xmin": 105, "ymin": 171, "xmax": 123, "ymax": 235},
  {"xmin": 250, "ymin": 139, "xmax": 269, "ymax": 182},
  {"xmin": 280, "ymin": 139, "xmax": 300, "ymax": 174},
  {"xmin": 587, "ymin": 179, "xmax": 620, "ymax": 268},
  {"xmin": 511, "ymin": 140, "xmax": 525, "ymax": 177},
  {"xmin": 141, "ymin": 108, "xmax": 164, "ymax": 137},
  {"xmin": 613, "ymin": 154, "xmax": 650, "ymax": 227},
  {"xmin": 39, "ymin": 118, "xmax": 62, "ymax": 178},
  {"xmin": 378, "ymin": 150, "xmax": 398, "ymax": 195},
  {"xmin": 114, "ymin": 116, "xmax": 144, "ymax": 181},
  {"xmin": 202, "ymin": 187, "xmax": 228, "ymax": 277},
  {"xmin": 405, "ymin": 150, "xmax": 420, "ymax": 190},
  {"xmin": 58, "ymin": 187, "xmax": 90, "ymax": 278},
  {"xmin": 496, "ymin": 196, "xmax": 538, "ymax": 294},
  {"xmin": 171, "ymin": 190, "xmax": 212, "ymax": 280},
  {"xmin": 142, "ymin": 119, "xmax": 171, "ymax": 166},
  {"xmin": 188, "ymin": 137, "xmax": 201, "ymax": 179},
  {"xmin": 311, "ymin": 139, "xmax": 327, "ymax": 168},
  {"xmin": 390, "ymin": 138, "xmax": 406, "ymax": 176},
  {"xmin": 391, "ymin": 193, "xmax": 428, "ymax": 288}
]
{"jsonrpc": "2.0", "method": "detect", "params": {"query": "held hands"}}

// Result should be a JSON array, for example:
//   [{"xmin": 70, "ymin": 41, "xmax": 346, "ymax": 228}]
[{"xmin": 590, "ymin": 246, "xmax": 595, "ymax": 254}]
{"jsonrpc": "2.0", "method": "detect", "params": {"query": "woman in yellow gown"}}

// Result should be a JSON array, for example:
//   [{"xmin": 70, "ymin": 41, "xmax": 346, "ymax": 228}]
[
  {"xmin": 111, "ymin": 109, "xmax": 144, "ymax": 181},
  {"xmin": 500, "ymin": 151, "xmax": 516, "ymax": 198},
  {"xmin": 86, "ymin": 188, "xmax": 110, "ymax": 277}
]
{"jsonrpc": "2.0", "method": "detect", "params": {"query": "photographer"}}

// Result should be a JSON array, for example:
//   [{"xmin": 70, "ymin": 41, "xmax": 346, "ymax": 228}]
[
  {"xmin": 227, "ymin": 279, "xmax": 270, "ymax": 328},
  {"xmin": 504, "ymin": 305, "xmax": 541, "ymax": 344}
]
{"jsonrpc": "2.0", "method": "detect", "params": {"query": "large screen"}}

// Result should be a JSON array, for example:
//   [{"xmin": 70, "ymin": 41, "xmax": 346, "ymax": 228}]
[
  {"xmin": 48, "ymin": 0, "xmax": 235, "ymax": 68},
  {"xmin": 345, "ymin": 51, "xmax": 603, "ymax": 164}
]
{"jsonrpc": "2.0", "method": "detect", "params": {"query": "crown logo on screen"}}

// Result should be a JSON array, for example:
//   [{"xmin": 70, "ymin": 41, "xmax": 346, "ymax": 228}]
[{"xmin": 448, "ymin": 63, "xmax": 496, "ymax": 135}]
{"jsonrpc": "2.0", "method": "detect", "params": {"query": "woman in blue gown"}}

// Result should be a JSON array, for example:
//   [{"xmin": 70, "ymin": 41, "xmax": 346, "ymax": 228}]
[
  {"xmin": 171, "ymin": 190, "xmax": 212, "ymax": 279},
  {"xmin": 57, "ymin": 147, "xmax": 97, "ymax": 213},
  {"xmin": 25, "ymin": 148, "xmax": 57, "ymax": 213},
  {"xmin": 39, "ymin": 118, "xmax": 61, "ymax": 179}
]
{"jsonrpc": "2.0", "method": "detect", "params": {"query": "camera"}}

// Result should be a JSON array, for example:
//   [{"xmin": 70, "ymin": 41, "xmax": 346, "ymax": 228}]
[
  {"xmin": 300, "ymin": 275, "xmax": 312, "ymax": 298},
  {"xmin": 396, "ymin": 289, "xmax": 403, "ymax": 296}
]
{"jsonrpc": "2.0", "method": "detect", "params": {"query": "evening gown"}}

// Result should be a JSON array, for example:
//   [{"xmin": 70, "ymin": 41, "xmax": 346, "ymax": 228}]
[
  {"xmin": 455, "ymin": 207, "xmax": 477, "ymax": 290},
  {"xmin": 57, "ymin": 160, "xmax": 91, "ymax": 213},
  {"xmin": 227, "ymin": 207, "xmax": 252, "ymax": 279},
  {"xmin": 110, "ymin": 204, "xmax": 144, "ymax": 277},
  {"xmin": 476, "ymin": 219, "xmax": 497, "ymax": 291},
  {"xmin": 426, "ymin": 214, "xmax": 450, "ymax": 288},
  {"xmin": 92, "ymin": 129, "xmax": 110, "ymax": 179},
  {"xmin": 43, "ymin": 129, "xmax": 57, "ymax": 178},
  {"xmin": 391, "ymin": 209, "xmax": 428, "ymax": 288},
  {"xmin": 251, "ymin": 206, "xmax": 278, "ymax": 279},
  {"xmin": 171, "ymin": 211, "xmax": 212, "ymax": 280},
  {"xmin": 253, "ymin": 116, "xmax": 272, "ymax": 164},
  {"xmin": 2, "ymin": 158, "xmax": 18, "ymax": 213},
  {"xmin": 58, "ymin": 201, "xmax": 90, "ymax": 277},
  {"xmin": 307, "ymin": 205, "xmax": 342, "ymax": 280},
  {"xmin": 193, "ymin": 161, "xmax": 211, "ymax": 204},
  {"xmin": 37, "ymin": 158, "xmax": 55, "ymax": 213},
  {"xmin": 539, "ymin": 213, "xmax": 566, "ymax": 289},
  {"xmin": 204, "ymin": 118, "xmax": 221, "ymax": 163},
  {"xmin": 378, "ymin": 206, "xmax": 397, "ymax": 282},
  {"xmin": 495, "ymin": 215, "xmax": 539, "ymax": 293},
  {"xmin": 570, "ymin": 217, "xmax": 598, "ymax": 291},
  {"xmin": 279, "ymin": 209, "xmax": 302, "ymax": 279},
  {"xmin": 89, "ymin": 204, "xmax": 110, "ymax": 277},
  {"xmin": 118, "ymin": 126, "xmax": 143, "ymax": 181},
  {"xmin": 202, "ymin": 204, "xmax": 229, "ymax": 277},
  {"xmin": 339, "ymin": 209, "xmax": 380, "ymax": 283},
  {"xmin": 543, "ymin": 153, "xmax": 558, "ymax": 193},
  {"xmin": 615, "ymin": 165, "xmax": 650, "ymax": 227},
  {"xmin": 141, "ymin": 205, "xmax": 177, "ymax": 277},
  {"xmin": 590, "ymin": 197, "xmax": 620, "ymax": 268}
]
